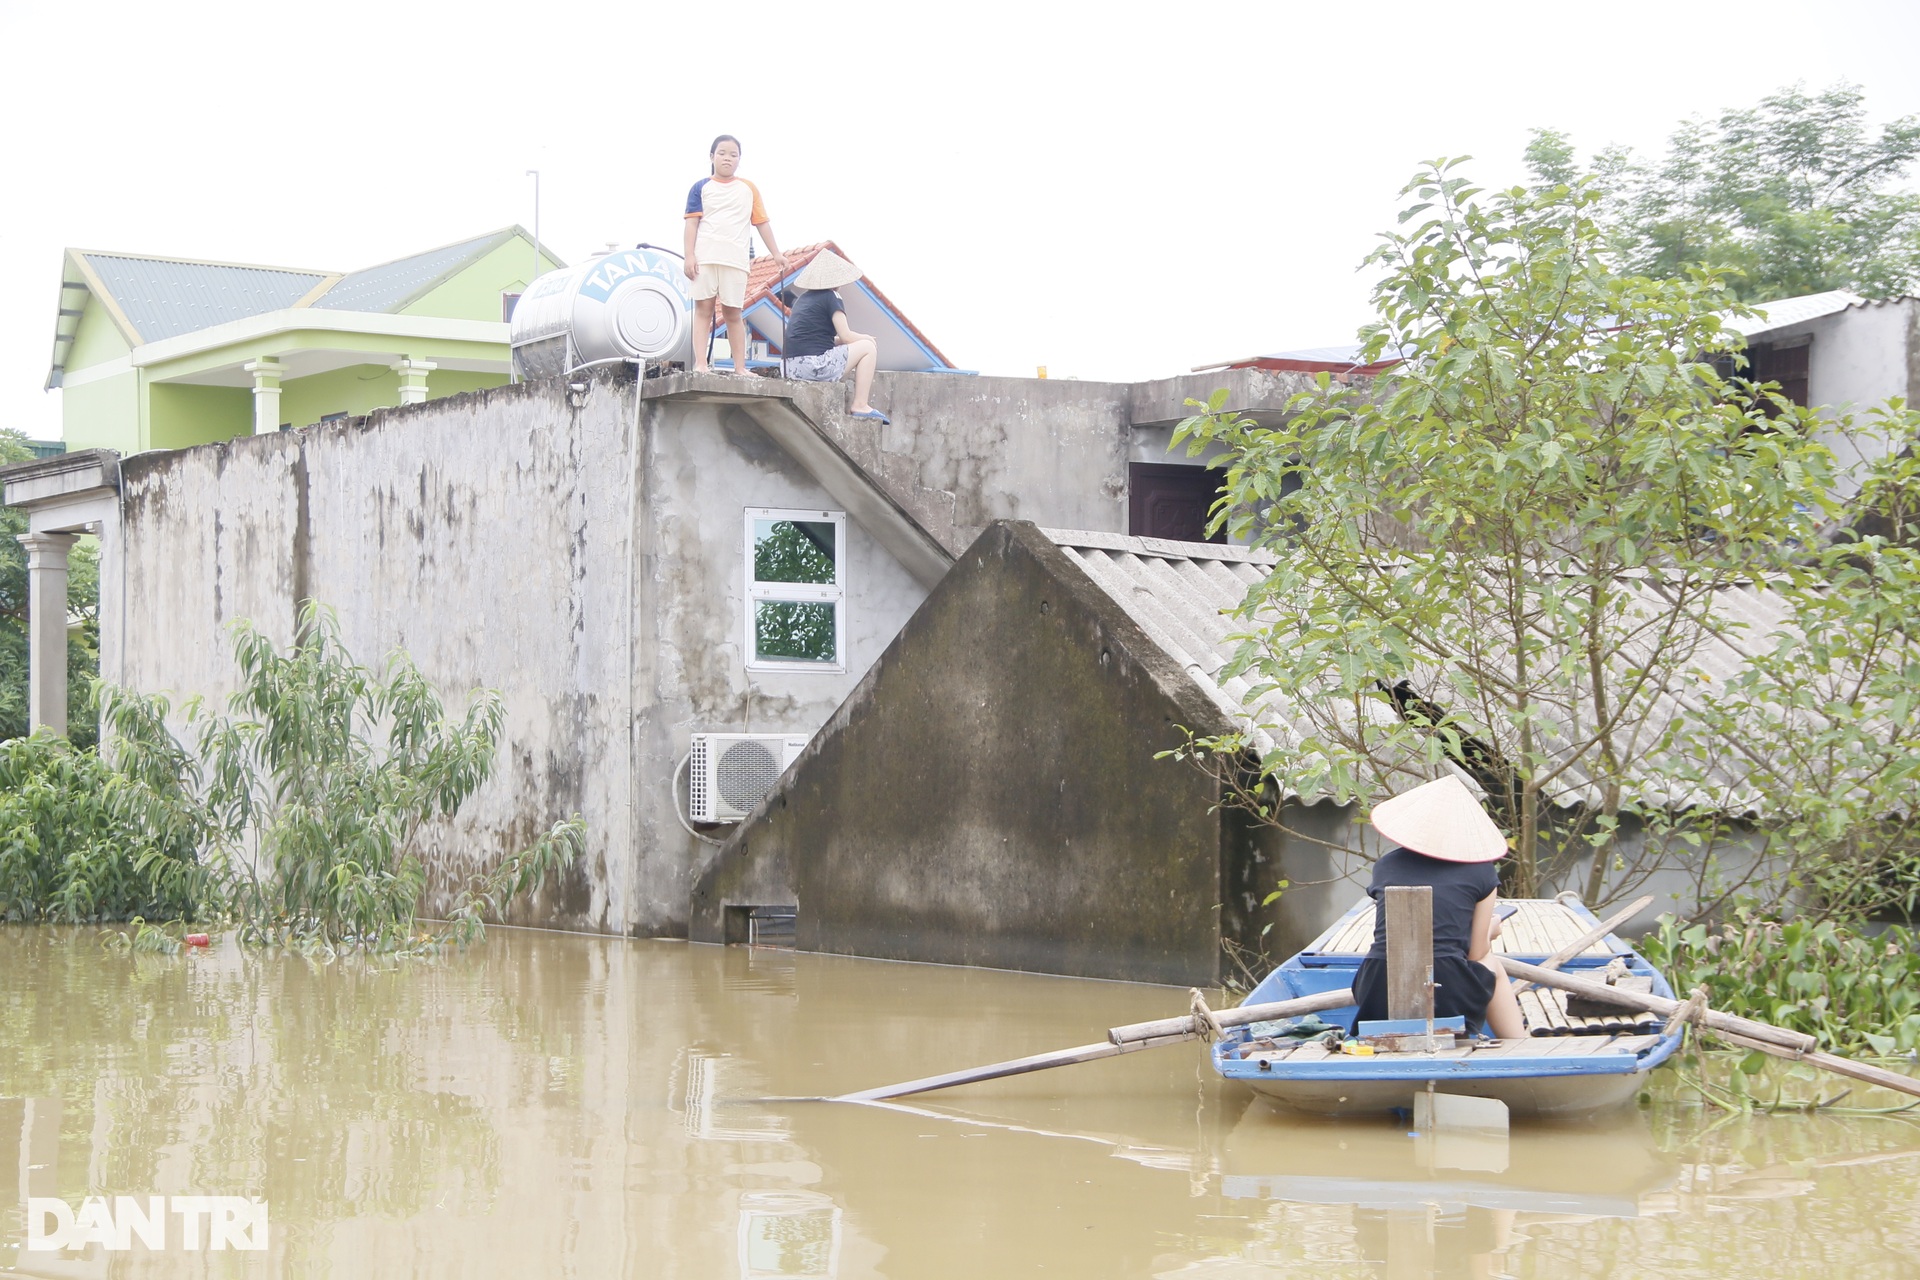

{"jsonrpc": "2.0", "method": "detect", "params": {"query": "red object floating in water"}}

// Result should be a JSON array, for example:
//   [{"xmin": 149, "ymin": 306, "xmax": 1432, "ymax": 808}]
[{"xmin": 185, "ymin": 934, "xmax": 210, "ymax": 947}]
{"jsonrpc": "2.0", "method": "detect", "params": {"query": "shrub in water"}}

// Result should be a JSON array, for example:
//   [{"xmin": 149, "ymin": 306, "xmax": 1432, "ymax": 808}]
[
  {"xmin": 4, "ymin": 602, "xmax": 580, "ymax": 948},
  {"xmin": 0, "ymin": 730, "xmax": 209, "ymax": 922}
]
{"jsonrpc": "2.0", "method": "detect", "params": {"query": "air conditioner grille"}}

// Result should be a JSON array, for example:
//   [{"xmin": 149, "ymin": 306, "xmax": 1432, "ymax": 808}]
[
  {"xmin": 716, "ymin": 740, "xmax": 783, "ymax": 811},
  {"xmin": 688, "ymin": 737, "xmax": 711, "ymax": 820}
]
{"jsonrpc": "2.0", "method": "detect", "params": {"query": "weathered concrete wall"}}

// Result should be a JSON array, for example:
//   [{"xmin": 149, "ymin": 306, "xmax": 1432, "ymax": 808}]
[
  {"xmin": 806, "ymin": 367, "xmax": 1320, "ymax": 557},
  {"xmin": 104, "ymin": 371, "xmax": 933, "ymax": 937},
  {"xmin": 1220, "ymin": 800, "xmax": 1373, "ymax": 963},
  {"xmin": 108, "ymin": 379, "xmax": 633, "ymax": 929},
  {"xmin": 628, "ymin": 392, "xmax": 930, "ymax": 931},
  {"xmin": 1126, "ymin": 368, "xmax": 1328, "ymax": 429},
  {"xmin": 89, "ymin": 364, "xmax": 1320, "ymax": 948},
  {"xmin": 692, "ymin": 520, "xmax": 1247, "ymax": 985}
]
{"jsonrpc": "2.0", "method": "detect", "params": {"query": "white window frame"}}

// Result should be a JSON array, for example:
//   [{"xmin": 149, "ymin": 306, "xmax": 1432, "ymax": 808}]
[{"xmin": 744, "ymin": 507, "xmax": 846, "ymax": 673}]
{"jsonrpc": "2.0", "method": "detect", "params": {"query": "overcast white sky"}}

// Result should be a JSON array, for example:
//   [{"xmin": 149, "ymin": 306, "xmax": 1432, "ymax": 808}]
[{"xmin": 5, "ymin": 0, "xmax": 1919, "ymax": 441}]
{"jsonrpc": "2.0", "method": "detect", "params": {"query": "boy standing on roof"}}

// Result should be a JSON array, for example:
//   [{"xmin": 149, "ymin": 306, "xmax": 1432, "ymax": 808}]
[{"xmin": 684, "ymin": 134, "xmax": 787, "ymax": 375}]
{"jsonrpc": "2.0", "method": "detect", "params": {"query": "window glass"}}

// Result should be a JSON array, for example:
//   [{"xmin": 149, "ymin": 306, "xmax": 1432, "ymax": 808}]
[
  {"xmin": 753, "ymin": 519, "xmax": 837, "ymax": 585},
  {"xmin": 745, "ymin": 509, "xmax": 846, "ymax": 671},
  {"xmin": 754, "ymin": 600, "xmax": 837, "ymax": 664}
]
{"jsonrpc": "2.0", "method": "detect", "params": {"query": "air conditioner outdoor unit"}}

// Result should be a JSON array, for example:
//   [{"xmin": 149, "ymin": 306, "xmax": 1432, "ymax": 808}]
[{"xmin": 688, "ymin": 732, "xmax": 811, "ymax": 823}]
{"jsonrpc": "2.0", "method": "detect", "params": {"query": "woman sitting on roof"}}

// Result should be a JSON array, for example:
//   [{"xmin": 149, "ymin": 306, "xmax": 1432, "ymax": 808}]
[
  {"xmin": 780, "ymin": 251, "xmax": 888, "ymax": 423},
  {"xmin": 1350, "ymin": 775, "xmax": 1526, "ymax": 1040}
]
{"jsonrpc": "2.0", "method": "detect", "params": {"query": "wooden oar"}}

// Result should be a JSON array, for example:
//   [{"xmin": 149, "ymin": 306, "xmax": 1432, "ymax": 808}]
[
  {"xmin": 837, "ymin": 987, "xmax": 1354, "ymax": 1103},
  {"xmin": 1106, "ymin": 987, "xmax": 1353, "ymax": 1046},
  {"xmin": 1500, "ymin": 957, "xmax": 1920, "ymax": 1102},
  {"xmin": 1499, "ymin": 958, "xmax": 1816, "ymax": 1051},
  {"xmin": 1508, "ymin": 895, "xmax": 1655, "ymax": 995},
  {"xmin": 836, "ymin": 1032, "xmax": 1192, "ymax": 1103},
  {"xmin": 1700, "ymin": 1027, "xmax": 1920, "ymax": 1104}
]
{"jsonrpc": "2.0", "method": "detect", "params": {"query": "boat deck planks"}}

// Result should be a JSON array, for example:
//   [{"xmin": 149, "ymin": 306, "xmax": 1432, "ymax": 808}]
[{"xmin": 1307, "ymin": 897, "xmax": 1618, "ymax": 960}]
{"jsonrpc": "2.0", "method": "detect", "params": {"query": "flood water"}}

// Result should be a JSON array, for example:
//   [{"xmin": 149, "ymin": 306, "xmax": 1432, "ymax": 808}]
[{"xmin": 3, "ymin": 926, "xmax": 1918, "ymax": 1278}]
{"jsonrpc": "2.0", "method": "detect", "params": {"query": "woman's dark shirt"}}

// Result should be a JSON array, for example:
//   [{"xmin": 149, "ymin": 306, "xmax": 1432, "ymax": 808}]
[
  {"xmin": 785, "ymin": 289, "xmax": 844, "ymax": 358},
  {"xmin": 1364, "ymin": 847, "xmax": 1499, "ymax": 959}
]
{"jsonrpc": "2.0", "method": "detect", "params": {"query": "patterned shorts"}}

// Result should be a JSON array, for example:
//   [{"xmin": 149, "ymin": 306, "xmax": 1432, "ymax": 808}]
[{"xmin": 784, "ymin": 348, "xmax": 849, "ymax": 382}]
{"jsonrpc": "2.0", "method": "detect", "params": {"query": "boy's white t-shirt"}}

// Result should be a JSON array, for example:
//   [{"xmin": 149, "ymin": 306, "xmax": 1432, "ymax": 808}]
[{"xmin": 684, "ymin": 176, "xmax": 768, "ymax": 271}]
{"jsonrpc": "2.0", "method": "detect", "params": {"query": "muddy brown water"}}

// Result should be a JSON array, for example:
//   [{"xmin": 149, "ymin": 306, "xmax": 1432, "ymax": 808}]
[{"xmin": 2, "ymin": 926, "xmax": 1917, "ymax": 1278}]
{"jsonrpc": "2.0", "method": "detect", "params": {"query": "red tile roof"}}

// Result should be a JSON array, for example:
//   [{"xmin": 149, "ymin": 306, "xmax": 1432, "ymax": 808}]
[
  {"xmin": 733, "ymin": 240, "xmax": 954, "ymax": 369},
  {"xmin": 744, "ymin": 241, "xmax": 827, "ymax": 308}
]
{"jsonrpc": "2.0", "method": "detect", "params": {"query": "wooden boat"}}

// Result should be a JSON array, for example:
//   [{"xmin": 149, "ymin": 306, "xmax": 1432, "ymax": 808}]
[{"xmin": 1212, "ymin": 896, "xmax": 1684, "ymax": 1118}]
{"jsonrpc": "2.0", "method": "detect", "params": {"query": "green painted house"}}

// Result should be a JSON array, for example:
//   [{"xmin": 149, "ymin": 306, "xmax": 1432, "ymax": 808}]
[{"xmin": 47, "ymin": 227, "xmax": 564, "ymax": 454}]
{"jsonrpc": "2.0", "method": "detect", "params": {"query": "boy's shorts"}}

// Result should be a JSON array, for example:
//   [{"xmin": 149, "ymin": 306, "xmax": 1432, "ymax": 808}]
[{"xmin": 690, "ymin": 262, "xmax": 747, "ymax": 307}]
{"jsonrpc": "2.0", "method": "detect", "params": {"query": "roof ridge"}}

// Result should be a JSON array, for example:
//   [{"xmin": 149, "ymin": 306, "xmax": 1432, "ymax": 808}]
[
  {"xmin": 308, "ymin": 226, "xmax": 547, "ymax": 315},
  {"xmin": 335, "ymin": 225, "xmax": 522, "ymax": 279},
  {"xmin": 71, "ymin": 247, "xmax": 338, "ymax": 277},
  {"xmin": 1039, "ymin": 526, "xmax": 1277, "ymax": 564}
]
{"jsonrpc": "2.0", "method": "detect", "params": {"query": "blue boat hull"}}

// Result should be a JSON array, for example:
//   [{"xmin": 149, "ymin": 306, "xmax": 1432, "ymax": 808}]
[{"xmin": 1213, "ymin": 897, "xmax": 1683, "ymax": 1118}]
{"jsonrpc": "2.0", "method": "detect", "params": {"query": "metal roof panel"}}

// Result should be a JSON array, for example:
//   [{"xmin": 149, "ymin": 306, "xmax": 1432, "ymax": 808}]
[
  {"xmin": 310, "ymin": 230, "xmax": 507, "ymax": 313},
  {"xmin": 80, "ymin": 253, "xmax": 327, "ymax": 343}
]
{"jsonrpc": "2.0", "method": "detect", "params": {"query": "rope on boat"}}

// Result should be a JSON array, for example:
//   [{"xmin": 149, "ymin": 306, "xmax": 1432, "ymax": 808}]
[
  {"xmin": 1188, "ymin": 989, "xmax": 1226, "ymax": 1042},
  {"xmin": 1663, "ymin": 986, "xmax": 1711, "ymax": 1043}
]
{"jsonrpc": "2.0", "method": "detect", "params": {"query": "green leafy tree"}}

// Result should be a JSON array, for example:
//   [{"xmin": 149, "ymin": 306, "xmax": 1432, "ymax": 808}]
[
  {"xmin": 0, "ymin": 431, "xmax": 101, "ymax": 749},
  {"xmin": 1175, "ymin": 159, "xmax": 1920, "ymax": 911},
  {"xmin": 1527, "ymin": 83, "xmax": 1920, "ymax": 301},
  {"xmin": 1660, "ymin": 437, "xmax": 1920, "ymax": 921}
]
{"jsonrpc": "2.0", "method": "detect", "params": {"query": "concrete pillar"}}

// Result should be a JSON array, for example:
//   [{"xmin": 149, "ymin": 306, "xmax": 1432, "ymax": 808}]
[
  {"xmin": 392, "ymin": 358, "xmax": 437, "ymax": 405},
  {"xmin": 244, "ymin": 358, "xmax": 287, "ymax": 434},
  {"xmin": 17, "ymin": 532, "xmax": 79, "ymax": 737}
]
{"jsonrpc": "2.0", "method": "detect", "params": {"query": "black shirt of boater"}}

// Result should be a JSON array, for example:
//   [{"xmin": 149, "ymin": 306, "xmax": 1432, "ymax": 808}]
[
  {"xmin": 1364, "ymin": 846, "xmax": 1499, "ymax": 959},
  {"xmin": 784, "ymin": 289, "xmax": 845, "ymax": 359},
  {"xmin": 1351, "ymin": 845, "xmax": 1502, "ymax": 1034}
]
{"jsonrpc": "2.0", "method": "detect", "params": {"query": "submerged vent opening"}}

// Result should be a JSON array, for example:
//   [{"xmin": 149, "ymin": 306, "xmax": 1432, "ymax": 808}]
[{"xmin": 725, "ymin": 904, "xmax": 798, "ymax": 950}]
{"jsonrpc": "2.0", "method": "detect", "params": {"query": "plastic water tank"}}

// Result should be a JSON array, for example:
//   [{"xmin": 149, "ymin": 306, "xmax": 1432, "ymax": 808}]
[{"xmin": 510, "ymin": 246, "xmax": 692, "ymax": 379}]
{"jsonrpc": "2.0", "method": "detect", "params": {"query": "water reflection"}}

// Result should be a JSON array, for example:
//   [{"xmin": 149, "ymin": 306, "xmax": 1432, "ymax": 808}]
[{"xmin": 1, "ymin": 925, "xmax": 1917, "ymax": 1278}]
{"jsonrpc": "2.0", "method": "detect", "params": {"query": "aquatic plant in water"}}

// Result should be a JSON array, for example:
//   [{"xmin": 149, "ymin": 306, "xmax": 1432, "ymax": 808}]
[{"xmin": 1638, "ymin": 909, "xmax": 1920, "ymax": 1058}]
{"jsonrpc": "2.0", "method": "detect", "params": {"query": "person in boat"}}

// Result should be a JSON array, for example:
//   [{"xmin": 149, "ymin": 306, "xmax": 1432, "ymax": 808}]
[
  {"xmin": 780, "ymin": 250, "xmax": 889, "ymax": 422},
  {"xmin": 1350, "ymin": 774, "xmax": 1526, "ymax": 1040}
]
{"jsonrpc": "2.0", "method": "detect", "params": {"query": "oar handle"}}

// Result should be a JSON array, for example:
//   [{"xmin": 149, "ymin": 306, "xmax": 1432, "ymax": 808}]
[
  {"xmin": 1108, "ymin": 987, "xmax": 1354, "ymax": 1046},
  {"xmin": 1509, "ymin": 894, "xmax": 1655, "ymax": 994}
]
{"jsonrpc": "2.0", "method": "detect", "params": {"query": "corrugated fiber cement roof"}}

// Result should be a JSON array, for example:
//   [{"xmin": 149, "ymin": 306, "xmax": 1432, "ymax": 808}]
[{"xmin": 1042, "ymin": 527, "xmax": 1803, "ymax": 816}]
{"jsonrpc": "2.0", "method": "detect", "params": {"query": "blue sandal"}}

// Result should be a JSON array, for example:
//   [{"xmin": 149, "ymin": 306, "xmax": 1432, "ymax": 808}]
[{"xmin": 849, "ymin": 408, "xmax": 891, "ymax": 424}]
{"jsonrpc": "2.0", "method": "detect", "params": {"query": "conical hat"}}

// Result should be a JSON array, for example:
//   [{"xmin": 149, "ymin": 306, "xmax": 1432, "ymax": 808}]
[
  {"xmin": 1369, "ymin": 775, "xmax": 1507, "ymax": 863},
  {"xmin": 793, "ymin": 250, "xmax": 863, "ymax": 291}
]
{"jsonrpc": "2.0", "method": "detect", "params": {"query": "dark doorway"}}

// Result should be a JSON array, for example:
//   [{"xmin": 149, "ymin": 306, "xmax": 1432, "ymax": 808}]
[
  {"xmin": 1128, "ymin": 462, "xmax": 1226, "ymax": 543},
  {"xmin": 1748, "ymin": 340, "xmax": 1811, "ymax": 410}
]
